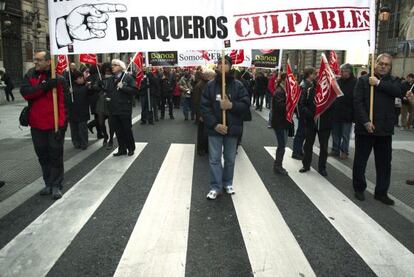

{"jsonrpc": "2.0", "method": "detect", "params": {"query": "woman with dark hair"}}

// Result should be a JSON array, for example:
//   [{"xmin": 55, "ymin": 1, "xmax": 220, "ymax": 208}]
[
  {"xmin": 271, "ymin": 73, "xmax": 294, "ymax": 175},
  {"xmin": 95, "ymin": 63, "xmax": 115, "ymax": 149}
]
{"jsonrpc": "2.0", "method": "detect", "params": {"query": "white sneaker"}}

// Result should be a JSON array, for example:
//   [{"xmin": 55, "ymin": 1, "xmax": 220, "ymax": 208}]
[
  {"xmin": 224, "ymin": 186, "xmax": 235, "ymax": 195},
  {"xmin": 206, "ymin": 190, "xmax": 218, "ymax": 200}
]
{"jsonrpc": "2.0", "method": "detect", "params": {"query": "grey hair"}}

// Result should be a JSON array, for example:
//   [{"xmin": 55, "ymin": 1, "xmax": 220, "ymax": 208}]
[
  {"xmin": 35, "ymin": 50, "xmax": 51, "ymax": 61},
  {"xmin": 376, "ymin": 53, "xmax": 393, "ymax": 63}
]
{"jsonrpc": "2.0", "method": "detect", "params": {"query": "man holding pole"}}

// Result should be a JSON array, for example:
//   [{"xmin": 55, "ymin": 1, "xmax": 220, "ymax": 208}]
[
  {"xmin": 353, "ymin": 53, "xmax": 403, "ymax": 205},
  {"xmin": 20, "ymin": 50, "xmax": 68, "ymax": 200},
  {"xmin": 200, "ymin": 55, "xmax": 250, "ymax": 200}
]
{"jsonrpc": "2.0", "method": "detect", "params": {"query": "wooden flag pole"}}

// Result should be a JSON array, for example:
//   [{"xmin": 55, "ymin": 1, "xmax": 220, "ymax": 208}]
[
  {"xmin": 221, "ymin": 49, "xmax": 226, "ymax": 127},
  {"xmin": 50, "ymin": 56, "xmax": 59, "ymax": 132},
  {"xmin": 369, "ymin": 53, "xmax": 375, "ymax": 123}
]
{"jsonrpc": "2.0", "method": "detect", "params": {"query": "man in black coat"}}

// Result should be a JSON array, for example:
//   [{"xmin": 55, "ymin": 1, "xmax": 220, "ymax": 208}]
[
  {"xmin": 139, "ymin": 68, "xmax": 161, "ymax": 125},
  {"xmin": 107, "ymin": 59, "xmax": 137, "ymax": 156},
  {"xmin": 200, "ymin": 55, "xmax": 250, "ymax": 200},
  {"xmin": 298, "ymin": 77, "xmax": 333, "ymax": 177},
  {"xmin": 330, "ymin": 64, "xmax": 357, "ymax": 159},
  {"xmin": 353, "ymin": 53, "xmax": 403, "ymax": 205}
]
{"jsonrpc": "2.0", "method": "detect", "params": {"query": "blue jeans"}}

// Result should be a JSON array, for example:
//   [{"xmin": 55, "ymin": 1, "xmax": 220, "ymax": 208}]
[
  {"xmin": 292, "ymin": 117, "xmax": 305, "ymax": 157},
  {"xmin": 182, "ymin": 97, "xmax": 193, "ymax": 120},
  {"xmin": 274, "ymin": 129, "xmax": 288, "ymax": 165},
  {"xmin": 208, "ymin": 135, "xmax": 238, "ymax": 192},
  {"xmin": 331, "ymin": 122, "xmax": 352, "ymax": 155}
]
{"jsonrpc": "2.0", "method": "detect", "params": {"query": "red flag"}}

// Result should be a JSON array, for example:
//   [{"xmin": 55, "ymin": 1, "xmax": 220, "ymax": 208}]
[
  {"xmin": 56, "ymin": 55, "xmax": 68, "ymax": 75},
  {"xmin": 285, "ymin": 61, "xmax": 301, "ymax": 123},
  {"xmin": 314, "ymin": 54, "xmax": 343, "ymax": 120},
  {"xmin": 329, "ymin": 50, "xmax": 340, "ymax": 76},
  {"xmin": 230, "ymin": 50, "xmax": 245, "ymax": 65},
  {"xmin": 80, "ymin": 54, "xmax": 97, "ymax": 65},
  {"xmin": 132, "ymin": 52, "xmax": 144, "ymax": 88},
  {"xmin": 198, "ymin": 50, "xmax": 211, "ymax": 61}
]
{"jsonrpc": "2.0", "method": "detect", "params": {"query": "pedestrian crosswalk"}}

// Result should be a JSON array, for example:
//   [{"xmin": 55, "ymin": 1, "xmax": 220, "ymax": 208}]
[{"xmin": 0, "ymin": 143, "xmax": 413, "ymax": 277}]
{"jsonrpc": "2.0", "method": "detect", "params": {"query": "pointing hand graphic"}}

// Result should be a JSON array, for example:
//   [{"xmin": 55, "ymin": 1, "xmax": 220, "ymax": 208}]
[{"xmin": 56, "ymin": 3, "xmax": 127, "ymax": 48}]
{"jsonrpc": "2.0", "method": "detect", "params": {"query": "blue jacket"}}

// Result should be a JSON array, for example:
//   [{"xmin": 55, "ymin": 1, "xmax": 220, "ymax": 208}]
[{"xmin": 200, "ymin": 76, "xmax": 250, "ymax": 137}]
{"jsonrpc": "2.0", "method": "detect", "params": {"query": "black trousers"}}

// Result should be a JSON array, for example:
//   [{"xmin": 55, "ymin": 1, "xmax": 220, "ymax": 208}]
[
  {"xmin": 31, "ymin": 128, "xmax": 65, "ymax": 189},
  {"xmin": 302, "ymin": 127, "xmax": 330, "ymax": 171},
  {"xmin": 140, "ymin": 94, "xmax": 156, "ymax": 123},
  {"xmin": 97, "ymin": 113, "xmax": 115, "ymax": 142},
  {"xmin": 69, "ymin": 120, "xmax": 88, "ymax": 148},
  {"xmin": 87, "ymin": 113, "xmax": 103, "ymax": 137},
  {"xmin": 353, "ymin": 135, "xmax": 392, "ymax": 196},
  {"xmin": 112, "ymin": 114, "xmax": 135, "ymax": 153},
  {"xmin": 160, "ymin": 96, "xmax": 173, "ymax": 117},
  {"xmin": 255, "ymin": 94, "xmax": 264, "ymax": 109},
  {"xmin": 5, "ymin": 86, "xmax": 14, "ymax": 101},
  {"xmin": 197, "ymin": 121, "xmax": 208, "ymax": 154}
]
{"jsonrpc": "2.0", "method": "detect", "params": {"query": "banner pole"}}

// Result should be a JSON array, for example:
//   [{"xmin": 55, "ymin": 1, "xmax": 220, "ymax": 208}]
[
  {"xmin": 66, "ymin": 56, "xmax": 74, "ymax": 103},
  {"xmin": 50, "ymin": 56, "xmax": 59, "ymax": 132},
  {"xmin": 369, "ymin": 54, "xmax": 375, "ymax": 123},
  {"xmin": 278, "ymin": 49, "xmax": 283, "ymax": 76},
  {"xmin": 120, "ymin": 52, "xmax": 139, "ymax": 84},
  {"xmin": 221, "ymin": 50, "xmax": 226, "ymax": 127}
]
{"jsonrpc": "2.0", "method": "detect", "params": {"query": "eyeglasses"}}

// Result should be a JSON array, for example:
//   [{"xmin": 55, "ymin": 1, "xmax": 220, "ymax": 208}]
[{"xmin": 377, "ymin": 62, "xmax": 391, "ymax": 67}]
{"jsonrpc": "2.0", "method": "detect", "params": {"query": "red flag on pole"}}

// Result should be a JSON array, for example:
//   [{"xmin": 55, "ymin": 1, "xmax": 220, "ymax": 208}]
[
  {"xmin": 230, "ymin": 50, "xmax": 245, "ymax": 65},
  {"xmin": 198, "ymin": 50, "xmax": 211, "ymax": 61},
  {"xmin": 80, "ymin": 54, "xmax": 98, "ymax": 65},
  {"xmin": 132, "ymin": 52, "xmax": 144, "ymax": 89},
  {"xmin": 314, "ymin": 54, "xmax": 343, "ymax": 120},
  {"xmin": 329, "ymin": 50, "xmax": 340, "ymax": 76},
  {"xmin": 56, "ymin": 55, "xmax": 68, "ymax": 75},
  {"xmin": 285, "ymin": 61, "xmax": 301, "ymax": 123}
]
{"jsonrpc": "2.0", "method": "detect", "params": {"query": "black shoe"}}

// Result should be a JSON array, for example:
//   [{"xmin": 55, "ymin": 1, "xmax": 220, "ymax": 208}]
[
  {"xmin": 52, "ymin": 187, "xmax": 63, "ymax": 200},
  {"xmin": 299, "ymin": 167, "xmax": 310, "ymax": 173},
  {"xmin": 103, "ymin": 139, "xmax": 108, "ymax": 147},
  {"xmin": 184, "ymin": 118, "xmax": 188, "ymax": 121},
  {"xmin": 170, "ymin": 115, "xmax": 175, "ymax": 120},
  {"xmin": 88, "ymin": 125, "xmax": 94, "ymax": 134},
  {"xmin": 140, "ymin": 121, "xmax": 147, "ymax": 125},
  {"xmin": 128, "ymin": 150, "xmax": 135, "ymax": 156},
  {"xmin": 273, "ymin": 165, "xmax": 288, "ymax": 175},
  {"xmin": 0, "ymin": 181, "xmax": 5, "ymax": 188},
  {"xmin": 374, "ymin": 194, "xmax": 395, "ymax": 206},
  {"xmin": 318, "ymin": 169, "xmax": 328, "ymax": 177},
  {"xmin": 106, "ymin": 141, "xmax": 114, "ymax": 150},
  {"xmin": 291, "ymin": 154, "xmax": 303, "ymax": 160},
  {"xmin": 97, "ymin": 134, "xmax": 105, "ymax": 140},
  {"xmin": 149, "ymin": 121, "xmax": 154, "ymax": 125},
  {"xmin": 113, "ymin": 151, "xmax": 127, "ymax": 157},
  {"xmin": 81, "ymin": 145, "xmax": 88, "ymax": 150},
  {"xmin": 354, "ymin": 191, "xmax": 365, "ymax": 201},
  {"xmin": 39, "ymin": 186, "xmax": 52, "ymax": 196}
]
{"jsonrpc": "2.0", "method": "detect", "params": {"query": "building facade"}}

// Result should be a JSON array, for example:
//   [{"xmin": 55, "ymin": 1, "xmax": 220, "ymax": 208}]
[{"xmin": 378, "ymin": 0, "xmax": 414, "ymax": 77}]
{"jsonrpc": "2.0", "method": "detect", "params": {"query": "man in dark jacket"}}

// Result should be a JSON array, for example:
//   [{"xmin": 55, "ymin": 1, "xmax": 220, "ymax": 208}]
[
  {"xmin": 160, "ymin": 69, "xmax": 174, "ymax": 120},
  {"xmin": 68, "ymin": 70, "xmax": 90, "ymax": 150},
  {"xmin": 292, "ymin": 67, "xmax": 316, "ymax": 160},
  {"xmin": 298, "ymin": 75, "xmax": 333, "ymax": 177},
  {"xmin": 353, "ymin": 53, "xmax": 403, "ymax": 205},
  {"xmin": 108, "ymin": 59, "xmax": 137, "ymax": 156},
  {"xmin": 201, "ymin": 56, "xmax": 250, "ymax": 200},
  {"xmin": 20, "ymin": 50, "xmax": 68, "ymax": 200},
  {"xmin": 330, "ymin": 64, "xmax": 357, "ymax": 159},
  {"xmin": 139, "ymin": 68, "xmax": 160, "ymax": 125},
  {"xmin": 255, "ymin": 72, "xmax": 268, "ymax": 111}
]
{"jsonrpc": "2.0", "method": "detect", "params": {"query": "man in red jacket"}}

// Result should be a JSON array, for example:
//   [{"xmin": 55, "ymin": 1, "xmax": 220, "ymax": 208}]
[{"xmin": 20, "ymin": 50, "xmax": 68, "ymax": 200}]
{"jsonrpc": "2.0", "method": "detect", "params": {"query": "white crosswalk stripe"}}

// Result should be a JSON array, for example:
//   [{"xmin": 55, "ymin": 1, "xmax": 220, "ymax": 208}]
[
  {"xmin": 233, "ymin": 148, "xmax": 315, "ymax": 277},
  {"xmin": 114, "ymin": 144, "xmax": 195, "ymax": 277},
  {"xmin": 0, "ymin": 142, "xmax": 413, "ymax": 276},
  {"xmin": 266, "ymin": 146, "xmax": 414, "ymax": 277},
  {"xmin": 0, "ymin": 143, "xmax": 146, "ymax": 277}
]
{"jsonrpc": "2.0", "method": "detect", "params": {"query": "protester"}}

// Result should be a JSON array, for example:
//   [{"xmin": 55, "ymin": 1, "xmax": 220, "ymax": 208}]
[
  {"xmin": 68, "ymin": 70, "xmax": 90, "ymax": 150},
  {"xmin": 172, "ymin": 74, "xmax": 182, "ymax": 109},
  {"xmin": 254, "ymin": 71, "xmax": 267, "ymax": 111},
  {"xmin": 179, "ymin": 71, "xmax": 194, "ymax": 121},
  {"xmin": 330, "ymin": 64, "xmax": 357, "ymax": 159},
  {"xmin": 107, "ymin": 59, "xmax": 137, "ymax": 156},
  {"xmin": 139, "ymin": 67, "xmax": 160, "ymax": 125},
  {"xmin": 400, "ymin": 73, "xmax": 414, "ymax": 130},
  {"xmin": 20, "ymin": 50, "xmax": 68, "ymax": 200},
  {"xmin": 193, "ymin": 68, "xmax": 216, "ymax": 155},
  {"xmin": 292, "ymin": 67, "xmax": 316, "ymax": 160},
  {"xmin": 200, "ymin": 55, "xmax": 250, "ymax": 200},
  {"xmin": 86, "ymin": 65, "xmax": 104, "ymax": 138},
  {"xmin": 298, "ymin": 68, "xmax": 333, "ymax": 177},
  {"xmin": 95, "ymin": 63, "xmax": 115, "ymax": 149},
  {"xmin": 267, "ymin": 71, "xmax": 277, "ymax": 127},
  {"xmin": 0, "ymin": 68, "xmax": 14, "ymax": 102},
  {"xmin": 353, "ymin": 53, "xmax": 403, "ymax": 205},
  {"xmin": 160, "ymin": 69, "xmax": 175, "ymax": 120},
  {"xmin": 271, "ymin": 73, "xmax": 294, "ymax": 175}
]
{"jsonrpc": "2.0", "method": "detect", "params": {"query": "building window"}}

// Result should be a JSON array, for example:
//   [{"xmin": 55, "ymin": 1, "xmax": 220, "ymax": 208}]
[{"xmin": 25, "ymin": 42, "xmax": 33, "ymax": 62}]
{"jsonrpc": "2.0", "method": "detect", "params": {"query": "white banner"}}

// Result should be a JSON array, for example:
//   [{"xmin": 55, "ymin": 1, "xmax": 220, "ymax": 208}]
[
  {"xmin": 48, "ymin": 0, "xmax": 371, "ymax": 55},
  {"xmin": 177, "ymin": 50, "xmax": 252, "ymax": 67}
]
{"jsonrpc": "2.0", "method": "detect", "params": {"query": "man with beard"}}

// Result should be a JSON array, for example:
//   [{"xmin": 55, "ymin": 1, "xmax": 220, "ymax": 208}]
[{"xmin": 201, "ymin": 55, "xmax": 250, "ymax": 200}]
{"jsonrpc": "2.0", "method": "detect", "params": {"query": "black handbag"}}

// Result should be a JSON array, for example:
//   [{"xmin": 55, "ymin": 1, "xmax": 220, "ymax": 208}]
[{"xmin": 19, "ymin": 102, "xmax": 32, "ymax": 127}]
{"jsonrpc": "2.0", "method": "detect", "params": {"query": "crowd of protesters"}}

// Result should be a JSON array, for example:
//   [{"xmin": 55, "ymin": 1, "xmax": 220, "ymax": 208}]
[{"xmin": 1, "ymin": 50, "xmax": 412, "ymax": 202}]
